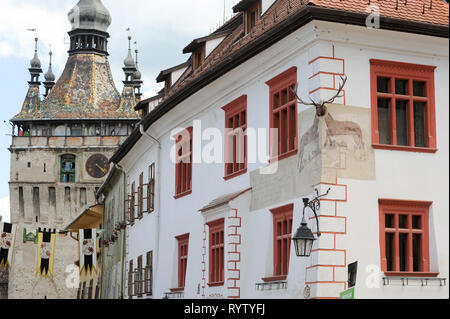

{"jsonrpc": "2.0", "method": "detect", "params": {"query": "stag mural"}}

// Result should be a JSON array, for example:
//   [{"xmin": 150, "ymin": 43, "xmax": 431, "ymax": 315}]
[{"xmin": 292, "ymin": 75, "xmax": 367, "ymax": 171}]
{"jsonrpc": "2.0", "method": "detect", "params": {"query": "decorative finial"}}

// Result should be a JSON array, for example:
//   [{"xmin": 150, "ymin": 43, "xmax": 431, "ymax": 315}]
[
  {"xmin": 29, "ymin": 34, "xmax": 41, "ymax": 69},
  {"xmin": 44, "ymin": 48, "xmax": 55, "ymax": 83},
  {"xmin": 134, "ymin": 41, "xmax": 142, "ymax": 80},
  {"xmin": 123, "ymin": 31, "xmax": 136, "ymax": 68}
]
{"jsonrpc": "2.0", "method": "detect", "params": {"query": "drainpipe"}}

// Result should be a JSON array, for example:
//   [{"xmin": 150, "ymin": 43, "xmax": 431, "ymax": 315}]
[{"xmin": 139, "ymin": 124, "xmax": 161, "ymax": 297}]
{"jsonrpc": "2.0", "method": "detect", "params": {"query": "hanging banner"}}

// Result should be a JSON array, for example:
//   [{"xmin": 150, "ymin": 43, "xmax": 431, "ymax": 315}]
[
  {"xmin": 79, "ymin": 229, "xmax": 97, "ymax": 276},
  {"xmin": 0, "ymin": 222, "xmax": 17, "ymax": 269},
  {"xmin": 36, "ymin": 228, "xmax": 56, "ymax": 278}
]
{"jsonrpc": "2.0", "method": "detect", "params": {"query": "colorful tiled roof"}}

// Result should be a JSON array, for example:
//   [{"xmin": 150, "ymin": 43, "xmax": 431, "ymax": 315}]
[{"xmin": 13, "ymin": 54, "xmax": 139, "ymax": 121}]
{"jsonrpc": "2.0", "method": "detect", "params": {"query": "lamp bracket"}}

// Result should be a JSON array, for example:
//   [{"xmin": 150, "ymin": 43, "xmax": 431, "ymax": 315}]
[{"xmin": 302, "ymin": 188, "xmax": 331, "ymax": 236}]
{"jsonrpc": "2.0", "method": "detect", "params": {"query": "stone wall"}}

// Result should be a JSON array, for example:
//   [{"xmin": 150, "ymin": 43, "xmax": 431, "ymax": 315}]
[
  {"xmin": 8, "ymin": 143, "xmax": 119, "ymax": 299},
  {"xmin": 0, "ymin": 268, "xmax": 8, "ymax": 299}
]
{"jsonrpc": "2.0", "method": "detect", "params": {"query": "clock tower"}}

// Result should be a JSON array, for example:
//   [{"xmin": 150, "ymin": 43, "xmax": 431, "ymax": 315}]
[{"xmin": 8, "ymin": 0, "xmax": 140, "ymax": 299}]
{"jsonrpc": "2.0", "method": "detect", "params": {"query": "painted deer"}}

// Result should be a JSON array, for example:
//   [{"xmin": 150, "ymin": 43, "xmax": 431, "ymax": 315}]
[
  {"xmin": 323, "ymin": 110, "xmax": 366, "ymax": 159},
  {"xmin": 292, "ymin": 74, "xmax": 366, "ymax": 165}
]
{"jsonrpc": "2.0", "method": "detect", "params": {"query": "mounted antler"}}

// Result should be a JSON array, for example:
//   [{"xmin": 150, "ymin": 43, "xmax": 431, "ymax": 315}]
[{"xmin": 291, "ymin": 75, "xmax": 348, "ymax": 117}]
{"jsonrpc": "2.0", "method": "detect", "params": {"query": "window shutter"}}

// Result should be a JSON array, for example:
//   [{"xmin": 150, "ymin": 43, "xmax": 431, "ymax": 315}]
[
  {"xmin": 128, "ymin": 260, "xmax": 134, "ymax": 299},
  {"xmin": 145, "ymin": 251, "xmax": 153, "ymax": 295}
]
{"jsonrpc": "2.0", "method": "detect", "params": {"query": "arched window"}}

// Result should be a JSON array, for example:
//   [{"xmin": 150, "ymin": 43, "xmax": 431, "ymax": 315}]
[{"xmin": 61, "ymin": 154, "xmax": 76, "ymax": 183}]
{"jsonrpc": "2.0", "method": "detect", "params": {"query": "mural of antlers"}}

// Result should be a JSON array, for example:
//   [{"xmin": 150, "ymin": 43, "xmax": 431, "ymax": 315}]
[{"xmin": 291, "ymin": 75, "xmax": 348, "ymax": 117}]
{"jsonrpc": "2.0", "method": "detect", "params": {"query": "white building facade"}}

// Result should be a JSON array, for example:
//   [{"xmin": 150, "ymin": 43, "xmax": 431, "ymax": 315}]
[{"xmin": 107, "ymin": 0, "xmax": 449, "ymax": 299}]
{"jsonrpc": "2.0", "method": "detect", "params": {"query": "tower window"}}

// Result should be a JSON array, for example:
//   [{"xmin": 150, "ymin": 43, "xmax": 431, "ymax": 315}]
[
  {"xmin": 71, "ymin": 125, "xmax": 83, "ymax": 137},
  {"xmin": 19, "ymin": 187, "xmax": 25, "ymax": 217},
  {"xmin": 33, "ymin": 187, "xmax": 40, "ymax": 222},
  {"xmin": 61, "ymin": 154, "xmax": 76, "ymax": 183}
]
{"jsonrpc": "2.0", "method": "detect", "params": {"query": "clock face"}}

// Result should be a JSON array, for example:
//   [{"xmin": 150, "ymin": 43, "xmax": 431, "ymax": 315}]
[{"xmin": 85, "ymin": 154, "xmax": 110, "ymax": 178}]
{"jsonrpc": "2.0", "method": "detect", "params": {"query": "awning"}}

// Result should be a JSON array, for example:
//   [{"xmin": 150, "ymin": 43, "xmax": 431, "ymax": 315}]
[
  {"xmin": 199, "ymin": 188, "xmax": 252, "ymax": 213},
  {"xmin": 64, "ymin": 204, "xmax": 103, "ymax": 232}
]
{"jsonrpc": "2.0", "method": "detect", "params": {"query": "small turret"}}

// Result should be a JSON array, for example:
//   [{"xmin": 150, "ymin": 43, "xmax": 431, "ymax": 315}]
[
  {"xmin": 119, "ymin": 35, "xmax": 137, "ymax": 113},
  {"xmin": 29, "ymin": 37, "xmax": 42, "ymax": 84},
  {"xmin": 123, "ymin": 36, "xmax": 137, "ymax": 81},
  {"xmin": 43, "ymin": 50, "xmax": 56, "ymax": 98},
  {"xmin": 22, "ymin": 37, "xmax": 42, "ymax": 114},
  {"xmin": 134, "ymin": 44, "xmax": 143, "ymax": 102}
]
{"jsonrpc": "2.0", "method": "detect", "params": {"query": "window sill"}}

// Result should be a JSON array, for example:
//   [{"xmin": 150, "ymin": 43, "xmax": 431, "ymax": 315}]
[
  {"xmin": 169, "ymin": 287, "xmax": 184, "ymax": 292},
  {"xmin": 223, "ymin": 168, "xmax": 247, "ymax": 181},
  {"xmin": 372, "ymin": 144, "xmax": 437, "ymax": 154},
  {"xmin": 384, "ymin": 272, "xmax": 440, "ymax": 278},
  {"xmin": 174, "ymin": 189, "xmax": 192, "ymax": 199},
  {"xmin": 269, "ymin": 149, "xmax": 298, "ymax": 163},
  {"xmin": 207, "ymin": 281, "xmax": 224, "ymax": 287},
  {"xmin": 261, "ymin": 275, "xmax": 287, "ymax": 283}
]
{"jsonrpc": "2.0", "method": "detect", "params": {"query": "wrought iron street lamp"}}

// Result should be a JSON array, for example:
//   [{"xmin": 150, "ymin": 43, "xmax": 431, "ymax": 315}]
[{"xmin": 292, "ymin": 188, "xmax": 331, "ymax": 257}]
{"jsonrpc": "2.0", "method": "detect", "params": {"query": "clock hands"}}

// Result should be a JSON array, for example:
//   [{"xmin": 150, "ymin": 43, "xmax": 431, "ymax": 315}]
[{"xmin": 95, "ymin": 163, "xmax": 107, "ymax": 174}]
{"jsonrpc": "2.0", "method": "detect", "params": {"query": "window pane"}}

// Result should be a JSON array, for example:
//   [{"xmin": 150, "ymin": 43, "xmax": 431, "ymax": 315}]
[
  {"xmin": 377, "ymin": 98, "xmax": 391, "ymax": 144},
  {"xmin": 413, "ymin": 234, "xmax": 422, "ymax": 272},
  {"xmin": 413, "ymin": 81, "xmax": 426, "ymax": 97},
  {"xmin": 395, "ymin": 79, "xmax": 408, "ymax": 95},
  {"xmin": 281, "ymin": 89, "xmax": 287, "ymax": 105},
  {"xmin": 399, "ymin": 215, "xmax": 408, "ymax": 229},
  {"xmin": 282, "ymin": 109, "xmax": 288, "ymax": 154},
  {"xmin": 289, "ymin": 105, "xmax": 296, "ymax": 151},
  {"xmin": 399, "ymin": 233, "xmax": 408, "ymax": 271},
  {"xmin": 386, "ymin": 233, "xmax": 394, "ymax": 271},
  {"xmin": 396, "ymin": 100, "xmax": 408, "ymax": 146},
  {"xmin": 377, "ymin": 77, "xmax": 390, "ymax": 93},
  {"xmin": 412, "ymin": 215, "xmax": 421, "ymax": 229},
  {"xmin": 414, "ymin": 102, "xmax": 426, "ymax": 148},
  {"xmin": 289, "ymin": 85, "xmax": 296, "ymax": 102},
  {"xmin": 385, "ymin": 214, "xmax": 394, "ymax": 228},
  {"xmin": 273, "ymin": 93, "xmax": 280, "ymax": 109}
]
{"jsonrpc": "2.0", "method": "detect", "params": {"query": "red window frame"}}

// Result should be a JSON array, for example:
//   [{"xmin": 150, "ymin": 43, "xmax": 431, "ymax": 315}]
[
  {"xmin": 370, "ymin": 59, "xmax": 437, "ymax": 153},
  {"xmin": 266, "ymin": 67, "xmax": 298, "ymax": 161},
  {"xmin": 174, "ymin": 127, "xmax": 193, "ymax": 199},
  {"xmin": 207, "ymin": 218, "xmax": 225, "ymax": 286},
  {"xmin": 175, "ymin": 233, "xmax": 189, "ymax": 290},
  {"xmin": 263, "ymin": 203, "xmax": 293, "ymax": 282},
  {"xmin": 222, "ymin": 95, "xmax": 247, "ymax": 180},
  {"xmin": 378, "ymin": 199, "xmax": 438, "ymax": 277}
]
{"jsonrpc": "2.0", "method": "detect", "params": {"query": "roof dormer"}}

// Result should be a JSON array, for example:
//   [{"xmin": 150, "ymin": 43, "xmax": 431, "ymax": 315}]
[
  {"xmin": 233, "ymin": 0, "xmax": 262, "ymax": 34},
  {"xmin": 183, "ymin": 30, "xmax": 230, "ymax": 72},
  {"xmin": 156, "ymin": 60, "xmax": 190, "ymax": 94}
]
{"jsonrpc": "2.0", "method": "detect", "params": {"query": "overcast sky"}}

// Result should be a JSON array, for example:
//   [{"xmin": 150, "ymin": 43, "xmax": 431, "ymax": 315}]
[{"xmin": 0, "ymin": 0, "xmax": 236, "ymax": 222}]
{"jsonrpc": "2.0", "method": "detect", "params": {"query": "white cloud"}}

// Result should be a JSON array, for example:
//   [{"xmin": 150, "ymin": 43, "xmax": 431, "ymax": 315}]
[
  {"xmin": 0, "ymin": 41, "xmax": 14, "ymax": 57},
  {"xmin": 0, "ymin": 197, "xmax": 10, "ymax": 223}
]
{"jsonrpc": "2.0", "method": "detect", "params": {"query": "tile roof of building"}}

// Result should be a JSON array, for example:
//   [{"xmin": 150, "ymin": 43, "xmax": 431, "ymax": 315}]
[
  {"xmin": 110, "ymin": 0, "xmax": 448, "ymax": 164},
  {"xmin": 312, "ymin": 0, "xmax": 448, "ymax": 26},
  {"xmin": 164, "ymin": 0, "xmax": 448, "ymax": 106},
  {"xmin": 13, "ymin": 54, "xmax": 139, "ymax": 121}
]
